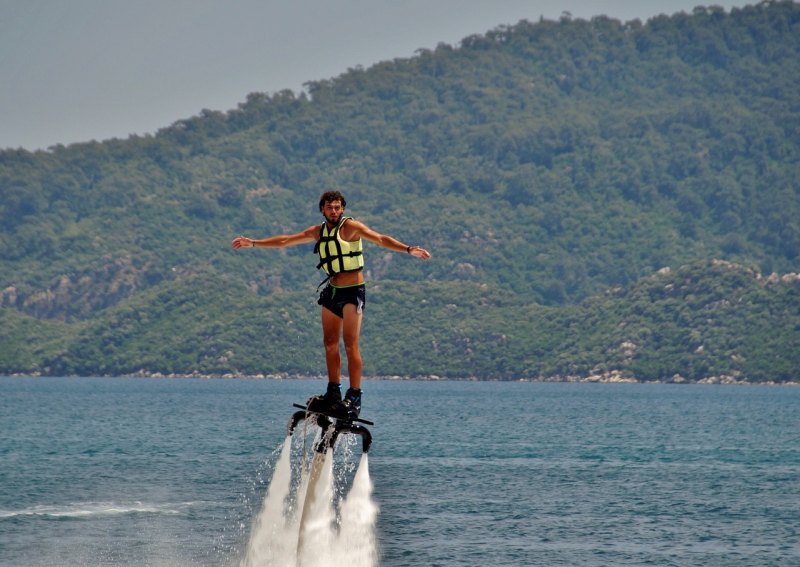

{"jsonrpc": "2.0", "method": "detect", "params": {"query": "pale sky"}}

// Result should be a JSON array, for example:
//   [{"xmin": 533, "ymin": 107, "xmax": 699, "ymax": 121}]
[{"xmin": 1, "ymin": 0, "xmax": 750, "ymax": 151}]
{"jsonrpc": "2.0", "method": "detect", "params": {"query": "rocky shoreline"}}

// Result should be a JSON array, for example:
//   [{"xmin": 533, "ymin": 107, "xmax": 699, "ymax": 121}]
[{"xmin": 5, "ymin": 369, "xmax": 797, "ymax": 386}]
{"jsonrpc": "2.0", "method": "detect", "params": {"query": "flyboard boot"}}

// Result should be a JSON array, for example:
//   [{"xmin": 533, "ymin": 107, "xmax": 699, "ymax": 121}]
[
  {"xmin": 306, "ymin": 383, "xmax": 362, "ymax": 421},
  {"xmin": 342, "ymin": 387, "xmax": 362, "ymax": 419},
  {"xmin": 305, "ymin": 381, "xmax": 342, "ymax": 414}
]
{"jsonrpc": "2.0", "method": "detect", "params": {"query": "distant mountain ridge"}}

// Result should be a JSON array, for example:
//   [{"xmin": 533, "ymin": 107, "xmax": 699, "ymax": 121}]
[{"xmin": 1, "ymin": 1, "xmax": 798, "ymax": 381}]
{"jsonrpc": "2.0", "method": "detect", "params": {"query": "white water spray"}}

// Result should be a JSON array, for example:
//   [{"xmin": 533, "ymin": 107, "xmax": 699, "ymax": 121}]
[
  {"xmin": 242, "ymin": 437, "xmax": 296, "ymax": 567},
  {"xmin": 242, "ymin": 430, "xmax": 379, "ymax": 567},
  {"xmin": 334, "ymin": 454, "xmax": 379, "ymax": 567}
]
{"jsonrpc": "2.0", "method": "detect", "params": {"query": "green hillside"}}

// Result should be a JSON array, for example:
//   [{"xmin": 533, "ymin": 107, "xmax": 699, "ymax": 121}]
[{"xmin": 1, "ymin": 2, "xmax": 798, "ymax": 382}]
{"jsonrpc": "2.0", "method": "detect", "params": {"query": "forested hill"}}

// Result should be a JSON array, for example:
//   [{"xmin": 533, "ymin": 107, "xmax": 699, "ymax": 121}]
[{"xmin": 1, "ymin": 1, "xmax": 799, "ymax": 382}]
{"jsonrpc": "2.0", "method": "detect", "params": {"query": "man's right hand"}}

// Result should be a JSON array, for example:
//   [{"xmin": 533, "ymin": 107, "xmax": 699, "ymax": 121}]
[{"xmin": 231, "ymin": 236, "xmax": 255, "ymax": 249}]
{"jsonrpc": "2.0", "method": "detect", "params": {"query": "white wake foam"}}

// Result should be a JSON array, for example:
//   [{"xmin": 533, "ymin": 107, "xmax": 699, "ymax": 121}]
[{"xmin": 0, "ymin": 501, "xmax": 193, "ymax": 519}]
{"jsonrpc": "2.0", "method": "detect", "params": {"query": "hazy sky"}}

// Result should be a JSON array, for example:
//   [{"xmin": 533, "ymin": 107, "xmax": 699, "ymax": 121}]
[{"xmin": 1, "ymin": 0, "xmax": 750, "ymax": 150}]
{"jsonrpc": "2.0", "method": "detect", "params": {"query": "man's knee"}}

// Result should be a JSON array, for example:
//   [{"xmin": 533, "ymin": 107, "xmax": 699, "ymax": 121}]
[{"xmin": 343, "ymin": 339, "xmax": 361, "ymax": 359}]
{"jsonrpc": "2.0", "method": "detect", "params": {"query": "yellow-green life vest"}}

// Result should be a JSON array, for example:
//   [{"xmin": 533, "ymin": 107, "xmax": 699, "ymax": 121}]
[{"xmin": 314, "ymin": 217, "xmax": 364, "ymax": 275}]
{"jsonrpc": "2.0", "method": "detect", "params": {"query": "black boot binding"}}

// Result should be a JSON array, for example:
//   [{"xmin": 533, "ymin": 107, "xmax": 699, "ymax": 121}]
[
  {"xmin": 306, "ymin": 382, "xmax": 341, "ymax": 414},
  {"xmin": 306, "ymin": 383, "xmax": 361, "ymax": 421},
  {"xmin": 342, "ymin": 387, "xmax": 362, "ymax": 419}
]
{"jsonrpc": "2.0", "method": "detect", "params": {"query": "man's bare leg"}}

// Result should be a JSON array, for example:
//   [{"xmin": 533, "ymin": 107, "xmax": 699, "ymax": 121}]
[
  {"xmin": 321, "ymin": 307, "xmax": 343, "ymax": 385},
  {"xmin": 341, "ymin": 303, "xmax": 363, "ymax": 390},
  {"xmin": 340, "ymin": 303, "xmax": 363, "ymax": 417}
]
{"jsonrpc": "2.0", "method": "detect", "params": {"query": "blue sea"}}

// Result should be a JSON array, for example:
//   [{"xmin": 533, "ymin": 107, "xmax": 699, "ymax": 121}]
[{"xmin": 1, "ymin": 377, "xmax": 798, "ymax": 566}]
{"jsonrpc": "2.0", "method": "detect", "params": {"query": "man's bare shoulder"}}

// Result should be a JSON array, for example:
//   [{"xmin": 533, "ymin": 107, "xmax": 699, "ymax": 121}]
[
  {"xmin": 301, "ymin": 224, "xmax": 322, "ymax": 239},
  {"xmin": 341, "ymin": 218, "xmax": 374, "ymax": 240},
  {"xmin": 342, "ymin": 217, "xmax": 367, "ymax": 229}
]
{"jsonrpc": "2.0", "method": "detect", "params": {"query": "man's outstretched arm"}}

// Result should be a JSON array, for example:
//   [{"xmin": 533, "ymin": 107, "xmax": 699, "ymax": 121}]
[
  {"xmin": 231, "ymin": 225, "xmax": 319, "ymax": 249},
  {"xmin": 345, "ymin": 219, "xmax": 431, "ymax": 259}
]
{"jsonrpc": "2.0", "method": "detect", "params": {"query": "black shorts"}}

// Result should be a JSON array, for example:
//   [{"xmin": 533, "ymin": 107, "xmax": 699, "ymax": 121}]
[{"xmin": 317, "ymin": 283, "xmax": 366, "ymax": 318}]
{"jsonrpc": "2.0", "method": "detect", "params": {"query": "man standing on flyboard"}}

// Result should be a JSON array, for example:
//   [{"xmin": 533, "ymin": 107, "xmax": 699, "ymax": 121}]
[{"xmin": 232, "ymin": 190, "xmax": 432, "ymax": 419}]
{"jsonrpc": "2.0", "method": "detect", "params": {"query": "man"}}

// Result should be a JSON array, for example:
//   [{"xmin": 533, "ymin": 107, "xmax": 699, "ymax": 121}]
[{"xmin": 232, "ymin": 190, "xmax": 431, "ymax": 418}]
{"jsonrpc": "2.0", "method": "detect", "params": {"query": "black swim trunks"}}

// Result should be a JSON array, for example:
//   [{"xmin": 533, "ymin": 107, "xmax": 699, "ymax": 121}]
[{"xmin": 317, "ymin": 283, "xmax": 366, "ymax": 318}]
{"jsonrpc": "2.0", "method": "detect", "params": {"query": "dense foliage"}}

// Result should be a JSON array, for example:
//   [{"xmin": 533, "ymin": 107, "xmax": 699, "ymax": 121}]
[{"xmin": 1, "ymin": 2, "xmax": 798, "ymax": 382}]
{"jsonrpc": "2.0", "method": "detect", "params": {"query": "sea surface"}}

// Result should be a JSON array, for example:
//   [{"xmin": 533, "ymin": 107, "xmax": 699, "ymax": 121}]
[{"xmin": 1, "ymin": 377, "xmax": 798, "ymax": 566}]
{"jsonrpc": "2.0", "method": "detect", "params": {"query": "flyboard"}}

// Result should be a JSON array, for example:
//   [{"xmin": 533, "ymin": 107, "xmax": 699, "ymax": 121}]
[{"xmin": 288, "ymin": 398, "xmax": 373, "ymax": 557}]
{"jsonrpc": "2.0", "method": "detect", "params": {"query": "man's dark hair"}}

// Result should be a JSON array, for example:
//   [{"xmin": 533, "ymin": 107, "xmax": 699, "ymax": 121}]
[{"xmin": 319, "ymin": 190, "xmax": 347, "ymax": 211}]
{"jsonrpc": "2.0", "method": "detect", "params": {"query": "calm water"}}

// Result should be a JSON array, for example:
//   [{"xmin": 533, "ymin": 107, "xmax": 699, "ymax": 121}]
[{"xmin": 1, "ymin": 377, "xmax": 798, "ymax": 566}]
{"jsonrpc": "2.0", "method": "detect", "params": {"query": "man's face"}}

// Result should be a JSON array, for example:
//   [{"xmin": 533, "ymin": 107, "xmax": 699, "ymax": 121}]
[{"xmin": 321, "ymin": 199, "xmax": 344, "ymax": 225}]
